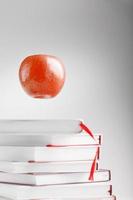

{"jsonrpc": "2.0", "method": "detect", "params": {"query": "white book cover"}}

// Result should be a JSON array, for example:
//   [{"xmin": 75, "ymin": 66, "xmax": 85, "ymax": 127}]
[
  {"xmin": 0, "ymin": 195, "xmax": 116, "ymax": 200},
  {"xmin": 0, "ymin": 169, "xmax": 110, "ymax": 185},
  {"xmin": 0, "ymin": 182, "xmax": 112, "ymax": 199},
  {"xmin": 0, "ymin": 146, "xmax": 99, "ymax": 162},
  {"xmin": 0, "ymin": 120, "xmax": 82, "ymax": 133},
  {"xmin": 0, "ymin": 134, "xmax": 101, "ymax": 146},
  {"xmin": 0, "ymin": 160, "xmax": 98, "ymax": 173}
]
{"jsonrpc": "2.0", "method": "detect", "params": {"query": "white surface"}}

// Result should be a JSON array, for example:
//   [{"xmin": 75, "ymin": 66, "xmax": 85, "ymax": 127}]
[{"xmin": 0, "ymin": 0, "xmax": 132, "ymax": 199}]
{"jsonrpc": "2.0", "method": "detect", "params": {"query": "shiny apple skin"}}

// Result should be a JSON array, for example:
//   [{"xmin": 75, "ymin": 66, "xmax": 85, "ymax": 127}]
[{"xmin": 19, "ymin": 54, "xmax": 65, "ymax": 98}]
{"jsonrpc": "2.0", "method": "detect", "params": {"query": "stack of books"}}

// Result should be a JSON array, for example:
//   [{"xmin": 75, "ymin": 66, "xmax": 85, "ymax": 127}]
[{"xmin": 0, "ymin": 119, "xmax": 116, "ymax": 200}]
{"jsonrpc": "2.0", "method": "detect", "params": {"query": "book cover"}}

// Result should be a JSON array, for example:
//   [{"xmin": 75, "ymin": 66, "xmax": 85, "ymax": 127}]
[
  {"xmin": 0, "ymin": 160, "xmax": 99, "ymax": 173},
  {"xmin": 0, "ymin": 120, "xmax": 82, "ymax": 133},
  {"xmin": 0, "ymin": 134, "xmax": 102, "ymax": 146},
  {"xmin": 0, "ymin": 182, "xmax": 112, "ymax": 199},
  {"xmin": 0, "ymin": 169, "xmax": 110, "ymax": 185},
  {"xmin": 0, "ymin": 146, "xmax": 100, "ymax": 162},
  {"xmin": 0, "ymin": 195, "xmax": 116, "ymax": 200}
]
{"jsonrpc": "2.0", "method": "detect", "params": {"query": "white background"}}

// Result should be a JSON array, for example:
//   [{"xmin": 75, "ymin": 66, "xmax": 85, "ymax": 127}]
[{"xmin": 0, "ymin": 0, "xmax": 133, "ymax": 199}]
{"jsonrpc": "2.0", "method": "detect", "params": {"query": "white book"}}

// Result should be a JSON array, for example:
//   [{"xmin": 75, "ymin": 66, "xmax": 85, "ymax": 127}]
[
  {"xmin": 0, "ymin": 120, "xmax": 82, "ymax": 133},
  {"xmin": 63, "ymin": 197, "xmax": 116, "ymax": 200},
  {"xmin": 0, "ymin": 146, "xmax": 99, "ymax": 162},
  {"xmin": 0, "ymin": 119, "xmax": 100, "ymax": 146},
  {"xmin": 0, "ymin": 195, "xmax": 116, "ymax": 200},
  {"xmin": 0, "ymin": 160, "xmax": 98, "ymax": 173},
  {"xmin": 0, "ymin": 134, "xmax": 101, "ymax": 146},
  {"xmin": 0, "ymin": 182, "xmax": 112, "ymax": 199},
  {"xmin": 0, "ymin": 170, "xmax": 110, "ymax": 185}
]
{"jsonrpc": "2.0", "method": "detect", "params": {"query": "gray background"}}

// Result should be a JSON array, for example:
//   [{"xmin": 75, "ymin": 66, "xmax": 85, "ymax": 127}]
[{"xmin": 0, "ymin": 0, "xmax": 133, "ymax": 199}]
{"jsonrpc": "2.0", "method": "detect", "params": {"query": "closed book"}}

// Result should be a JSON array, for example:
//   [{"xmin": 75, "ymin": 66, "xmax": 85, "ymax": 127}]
[
  {"xmin": 0, "ymin": 146, "xmax": 99, "ymax": 162},
  {"xmin": 0, "ymin": 160, "xmax": 98, "ymax": 173},
  {"xmin": 0, "ymin": 120, "xmax": 82, "ymax": 133},
  {"xmin": 0, "ymin": 134, "xmax": 101, "ymax": 146},
  {"xmin": 0, "ymin": 195, "xmax": 116, "ymax": 200},
  {"xmin": 62, "ymin": 197, "xmax": 116, "ymax": 200},
  {"xmin": 0, "ymin": 182, "xmax": 112, "ymax": 199},
  {"xmin": 0, "ymin": 169, "xmax": 110, "ymax": 185}
]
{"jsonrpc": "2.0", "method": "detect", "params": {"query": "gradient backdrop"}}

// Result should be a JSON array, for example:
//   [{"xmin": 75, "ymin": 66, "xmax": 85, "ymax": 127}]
[{"xmin": 0, "ymin": 0, "xmax": 133, "ymax": 199}]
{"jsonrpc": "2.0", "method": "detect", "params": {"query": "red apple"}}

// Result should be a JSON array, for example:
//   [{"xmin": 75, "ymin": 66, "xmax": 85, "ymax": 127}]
[{"xmin": 19, "ymin": 54, "xmax": 65, "ymax": 98}]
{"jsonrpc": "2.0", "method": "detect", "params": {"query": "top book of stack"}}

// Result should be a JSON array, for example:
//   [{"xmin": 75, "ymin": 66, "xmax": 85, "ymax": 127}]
[
  {"xmin": 0, "ymin": 119, "xmax": 82, "ymax": 133},
  {"xmin": 0, "ymin": 120, "xmax": 101, "ymax": 146}
]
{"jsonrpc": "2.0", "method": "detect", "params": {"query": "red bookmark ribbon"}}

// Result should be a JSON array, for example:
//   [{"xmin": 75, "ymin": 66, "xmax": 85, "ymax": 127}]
[
  {"xmin": 47, "ymin": 121, "xmax": 97, "ymax": 182},
  {"xmin": 80, "ymin": 122, "xmax": 95, "ymax": 140},
  {"xmin": 80, "ymin": 122, "xmax": 98, "ymax": 180},
  {"xmin": 88, "ymin": 147, "xmax": 99, "ymax": 180}
]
